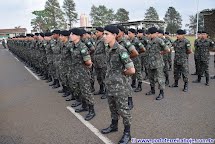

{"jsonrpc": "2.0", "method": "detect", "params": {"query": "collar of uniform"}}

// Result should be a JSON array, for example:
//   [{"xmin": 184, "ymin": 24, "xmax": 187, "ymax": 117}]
[
  {"xmin": 74, "ymin": 40, "xmax": 81, "ymax": 48},
  {"xmin": 111, "ymin": 41, "xmax": 119, "ymax": 50}
]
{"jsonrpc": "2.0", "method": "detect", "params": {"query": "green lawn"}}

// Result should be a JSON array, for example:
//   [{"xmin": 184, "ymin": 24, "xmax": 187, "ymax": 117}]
[{"xmin": 170, "ymin": 36, "xmax": 196, "ymax": 50}]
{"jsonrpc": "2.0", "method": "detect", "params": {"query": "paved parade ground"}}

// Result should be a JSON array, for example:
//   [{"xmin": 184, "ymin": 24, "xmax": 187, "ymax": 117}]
[{"xmin": 0, "ymin": 46, "xmax": 215, "ymax": 144}]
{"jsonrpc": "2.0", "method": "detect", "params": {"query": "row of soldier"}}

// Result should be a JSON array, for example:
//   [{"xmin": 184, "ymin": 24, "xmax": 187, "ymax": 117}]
[{"xmin": 7, "ymin": 25, "xmax": 215, "ymax": 144}]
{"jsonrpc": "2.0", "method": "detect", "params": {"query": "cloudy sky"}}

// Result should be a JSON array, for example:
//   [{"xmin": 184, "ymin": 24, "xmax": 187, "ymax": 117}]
[{"xmin": 0, "ymin": 0, "xmax": 214, "ymax": 32}]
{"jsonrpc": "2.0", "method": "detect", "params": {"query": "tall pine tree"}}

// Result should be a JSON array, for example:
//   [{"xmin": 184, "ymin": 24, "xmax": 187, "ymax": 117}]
[
  {"xmin": 115, "ymin": 8, "xmax": 129, "ymax": 23},
  {"xmin": 144, "ymin": 7, "xmax": 159, "ymax": 20},
  {"xmin": 63, "ymin": 0, "xmax": 77, "ymax": 29},
  {"xmin": 164, "ymin": 7, "xmax": 182, "ymax": 34}
]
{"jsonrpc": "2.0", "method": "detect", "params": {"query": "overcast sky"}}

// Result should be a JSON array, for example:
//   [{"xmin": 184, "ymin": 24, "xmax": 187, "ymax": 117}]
[{"xmin": 0, "ymin": 0, "xmax": 214, "ymax": 32}]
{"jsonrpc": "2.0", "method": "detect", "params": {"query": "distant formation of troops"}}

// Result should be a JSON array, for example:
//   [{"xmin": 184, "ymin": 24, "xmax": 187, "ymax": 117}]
[{"xmin": 6, "ymin": 25, "xmax": 215, "ymax": 144}]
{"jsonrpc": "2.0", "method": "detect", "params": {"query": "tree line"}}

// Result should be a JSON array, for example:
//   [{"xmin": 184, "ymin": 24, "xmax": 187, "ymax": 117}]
[{"xmin": 31, "ymin": 0, "xmax": 206, "ymax": 34}]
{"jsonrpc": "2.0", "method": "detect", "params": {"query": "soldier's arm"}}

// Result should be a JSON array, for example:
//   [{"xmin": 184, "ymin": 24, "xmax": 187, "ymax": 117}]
[
  {"xmin": 124, "ymin": 41, "xmax": 139, "ymax": 58},
  {"xmin": 160, "ymin": 39, "xmax": 170, "ymax": 55},
  {"xmin": 136, "ymin": 40, "xmax": 145, "ymax": 53},
  {"xmin": 86, "ymin": 40, "xmax": 95, "ymax": 54},
  {"xmin": 120, "ymin": 50, "xmax": 135, "ymax": 75},
  {"xmin": 81, "ymin": 46, "xmax": 93, "ymax": 68}
]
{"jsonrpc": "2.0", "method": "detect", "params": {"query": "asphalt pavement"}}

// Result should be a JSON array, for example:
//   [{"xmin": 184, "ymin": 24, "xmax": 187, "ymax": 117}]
[{"xmin": 0, "ymin": 46, "xmax": 214, "ymax": 144}]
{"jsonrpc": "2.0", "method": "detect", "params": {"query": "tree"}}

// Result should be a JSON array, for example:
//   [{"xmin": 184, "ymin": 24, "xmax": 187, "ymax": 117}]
[
  {"xmin": 186, "ymin": 10, "xmax": 206, "ymax": 34},
  {"xmin": 115, "ymin": 8, "xmax": 129, "ymax": 23},
  {"xmin": 31, "ymin": 10, "xmax": 50, "ymax": 32},
  {"xmin": 44, "ymin": 0, "xmax": 66, "ymax": 30},
  {"xmin": 164, "ymin": 7, "xmax": 182, "ymax": 34},
  {"xmin": 90, "ymin": 5, "xmax": 115, "ymax": 27},
  {"xmin": 63, "ymin": 0, "xmax": 78, "ymax": 29},
  {"xmin": 144, "ymin": 7, "xmax": 159, "ymax": 20}
]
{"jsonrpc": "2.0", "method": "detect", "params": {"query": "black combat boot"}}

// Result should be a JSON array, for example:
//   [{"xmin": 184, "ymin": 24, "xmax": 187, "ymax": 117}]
[
  {"xmin": 49, "ymin": 79, "xmax": 57, "ymax": 86},
  {"xmin": 192, "ymin": 75, "xmax": 201, "ymax": 83},
  {"xmin": 205, "ymin": 77, "xmax": 209, "ymax": 86},
  {"xmin": 71, "ymin": 98, "xmax": 82, "ymax": 107},
  {"xmin": 65, "ymin": 93, "xmax": 75, "ymax": 101},
  {"xmin": 62, "ymin": 86, "xmax": 71, "ymax": 97},
  {"xmin": 58, "ymin": 85, "xmax": 66, "ymax": 93},
  {"xmin": 41, "ymin": 73, "xmax": 48, "ymax": 80},
  {"xmin": 52, "ymin": 79, "xmax": 60, "ymax": 89},
  {"xmin": 46, "ymin": 75, "xmax": 52, "ymax": 83},
  {"xmin": 118, "ymin": 125, "xmax": 131, "ymax": 144},
  {"xmin": 134, "ymin": 82, "xmax": 142, "ymax": 92},
  {"xmin": 145, "ymin": 86, "xmax": 155, "ymax": 95},
  {"xmin": 75, "ymin": 101, "xmax": 88, "ymax": 113},
  {"xmin": 183, "ymin": 82, "xmax": 188, "ymax": 92},
  {"xmin": 156, "ymin": 90, "xmax": 164, "ymax": 100},
  {"xmin": 128, "ymin": 97, "xmax": 133, "ymax": 110},
  {"xmin": 165, "ymin": 76, "xmax": 169, "ymax": 86},
  {"xmin": 85, "ymin": 104, "xmax": 96, "ymax": 121},
  {"xmin": 170, "ymin": 80, "xmax": 178, "ymax": 87},
  {"xmin": 101, "ymin": 119, "xmax": 118, "ymax": 134},
  {"xmin": 131, "ymin": 79, "xmax": 136, "ymax": 88}
]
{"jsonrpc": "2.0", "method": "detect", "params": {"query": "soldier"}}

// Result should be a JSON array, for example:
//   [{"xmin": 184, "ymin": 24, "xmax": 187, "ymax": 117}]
[
  {"xmin": 145, "ymin": 27, "xmax": 169, "ymax": 100},
  {"xmin": 81, "ymin": 29, "xmax": 96, "ymax": 93},
  {"xmin": 101, "ymin": 25, "xmax": 135, "ymax": 144},
  {"xmin": 58, "ymin": 30, "xmax": 71, "ymax": 97},
  {"xmin": 192, "ymin": 31, "xmax": 202, "ymax": 75},
  {"xmin": 170, "ymin": 29, "xmax": 192, "ymax": 92},
  {"xmin": 164, "ymin": 32, "xmax": 173, "ymax": 71},
  {"xmin": 128, "ymin": 28, "xmax": 145, "ymax": 92},
  {"xmin": 93, "ymin": 27, "xmax": 107, "ymax": 98},
  {"xmin": 192, "ymin": 31, "xmax": 215, "ymax": 86},
  {"xmin": 68, "ymin": 28, "xmax": 95, "ymax": 121},
  {"xmin": 116, "ymin": 25, "xmax": 139, "ymax": 110},
  {"xmin": 44, "ymin": 32, "xmax": 54, "ymax": 83},
  {"xmin": 49, "ymin": 30, "xmax": 61, "ymax": 89},
  {"xmin": 157, "ymin": 29, "xmax": 171, "ymax": 86},
  {"xmin": 137, "ymin": 29, "xmax": 149, "ymax": 80}
]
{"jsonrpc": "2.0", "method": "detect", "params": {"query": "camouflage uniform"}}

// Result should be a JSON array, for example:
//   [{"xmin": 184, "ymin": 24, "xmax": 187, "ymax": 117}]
[
  {"xmin": 38, "ymin": 40, "xmax": 47, "ymax": 75},
  {"xmin": 130, "ymin": 37, "xmax": 144, "ymax": 83},
  {"xmin": 172, "ymin": 38, "xmax": 191, "ymax": 82},
  {"xmin": 67, "ymin": 40, "xmax": 94, "ymax": 106},
  {"xmin": 165, "ymin": 37, "xmax": 173, "ymax": 70},
  {"xmin": 45, "ymin": 39, "xmax": 55, "ymax": 78},
  {"xmin": 105, "ymin": 42, "xmax": 133, "ymax": 126},
  {"xmin": 139, "ymin": 36, "xmax": 149, "ymax": 76},
  {"xmin": 193, "ymin": 38, "xmax": 200, "ymax": 75},
  {"xmin": 93, "ymin": 37, "xmax": 107, "ymax": 94},
  {"xmin": 51, "ymin": 39, "xmax": 61, "ymax": 80},
  {"xmin": 197, "ymin": 39, "xmax": 214, "ymax": 79},
  {"xmin": 146, "ymin": 37, "xmax": 167, "ymax": 90}
]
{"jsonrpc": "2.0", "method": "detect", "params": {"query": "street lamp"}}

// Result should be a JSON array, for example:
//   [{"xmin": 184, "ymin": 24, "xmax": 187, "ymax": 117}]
[{"xmin": 196, "ymin": 0, "xmax": 199, "ymax": 38}]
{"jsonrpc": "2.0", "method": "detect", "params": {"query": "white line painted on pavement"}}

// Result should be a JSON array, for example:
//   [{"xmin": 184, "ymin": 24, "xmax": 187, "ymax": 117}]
[
  {"xmin": 14, "ymin": 57, "xmax": 20, "ymax": 62},
  {"xmin": 142, "ymin": 81, "xmax": 150, "ymax": 85},
  {"xmin": 66, "ymin": 106, "xmax": 114, "ymax": 144},
  {"xmin": 24, "ymin": 66, "xmax": 40, "ymax": 80}
]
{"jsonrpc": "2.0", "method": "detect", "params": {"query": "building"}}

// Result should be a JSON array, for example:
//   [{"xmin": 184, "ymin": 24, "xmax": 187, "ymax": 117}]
[
  {"xmin": 80, "ymin": 14, "xmax": 90, "ymax": 27},
  {"xmin": 201, "ymin": 9, "xmax": 215, "ymax": 39},
  {"xmin": 0, "ymin": 28, "xmax": 27, "ymax": 39}
]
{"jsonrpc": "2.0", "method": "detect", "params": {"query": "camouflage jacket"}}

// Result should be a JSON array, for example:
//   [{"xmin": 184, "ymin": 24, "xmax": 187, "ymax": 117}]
[
  {"xmin": 51, "ymin": 39, "xmax": 61, "ymax": 63},
  {"xmin": 105, "ymin": 42, "xmax": 134, "ymax": 97},
  {"xmin": 173, "ymin": 38, "xmax": 191, "ymax": 65},
  {"xmin": 118, "ymin": 36, "xmax": 136, "ymax": 55},
  {"xmin": 146, "ymin": 37, "xmax": 168, "ymax": 69},
  {"xmin": 197, "ymin": 39, "xmax": 215, "ymax": 61}
]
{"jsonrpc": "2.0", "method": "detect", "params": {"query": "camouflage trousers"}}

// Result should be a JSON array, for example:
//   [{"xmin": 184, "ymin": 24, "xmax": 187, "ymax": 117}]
[
  {"xmin": 95, "ymin": 67, "xmax": 106, "ymax": 85},
  {"xmin": 108, "ymin": 96, "xmax": 131, "ymax": 126},
  {"xmin": 59, "ymin": 63, "xmax": 69, "ymax": 85},
  {"xmin": 163, "ymin": 59, "xmax": 169, "ymax": 78},
  {"xmin": 174, "ymin": 63, "xmax": 189, "ymax": 82},
  {"xmin": 167, "ymin": 52, "xmax": 172, "ymax": 68},
  {"xmin": 148, "ymin": 67, "xmax": 165, "ymax": 90},
  {"xmin": 194, "ymin": 55, "xmax": 200, "ymax": 74},
  {"xmin": 132, "ymin": 57, "xmax": 143, "ymax": 83},
  {"xmin": 140, "ymin": 54, "xmax": 148, "ymax": 76},
  {"xmin": 68, "ymin": 68, "xmax": 94, "ymax": 105},
  {"xmin": 198, "ymin": 60, "xmax": 209, "ymax": 77},
  {"xmin": 53, "ymin": 61, "xmax": 61, "ymax": 79}
]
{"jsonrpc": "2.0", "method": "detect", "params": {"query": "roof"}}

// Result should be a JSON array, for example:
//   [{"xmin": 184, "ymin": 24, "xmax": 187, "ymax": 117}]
[
  {"xmin": 111, "ymin": 20, "xmax": 166, "ymax": 26},
  {"xmin": 200, "ymin": 9, "xmax": 215, "ymax": 15},
  {"xmin": 0, "ymin": 28, "xmax": 27, "ymax": 34}
]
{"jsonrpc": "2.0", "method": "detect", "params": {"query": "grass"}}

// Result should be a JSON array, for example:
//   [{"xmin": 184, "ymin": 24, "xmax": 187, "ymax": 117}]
[{"xmin": 170, "ymin": 36, "xmax": 196, "ymax": 50}]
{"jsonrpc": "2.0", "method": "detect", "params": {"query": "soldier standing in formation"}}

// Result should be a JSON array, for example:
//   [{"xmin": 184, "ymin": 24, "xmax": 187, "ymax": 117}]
[
  {"xmin": 101, "ymin": 25, "xmax": 135, "ymax": 144},
  {"xmin": 145, "ymin": 27, "xmax": 170, "ymax": 100},
  {"xmin": 192, "ymin": 31, "xmax": 215, "ymax": 85},
  {"xmin": 170, "ymin": 29, "xmax": 192, "ymax": 92}
]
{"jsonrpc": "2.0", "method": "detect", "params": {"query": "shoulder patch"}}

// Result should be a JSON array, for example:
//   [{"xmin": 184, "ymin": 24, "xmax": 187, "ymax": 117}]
[
  {"xmin": 126, "ymin": 41, "xmax": 131, "ymax": 46},
  {"xmin": 186, "ymin": 43, "xmax": 191, "ymax": 47},
  {"xmin": 81, "ymin": 48, "xmax": 87, "ymax": 53},
  {"xmin": 121, "ymin": 52, "xmax": 129, "ymax": 59}
]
